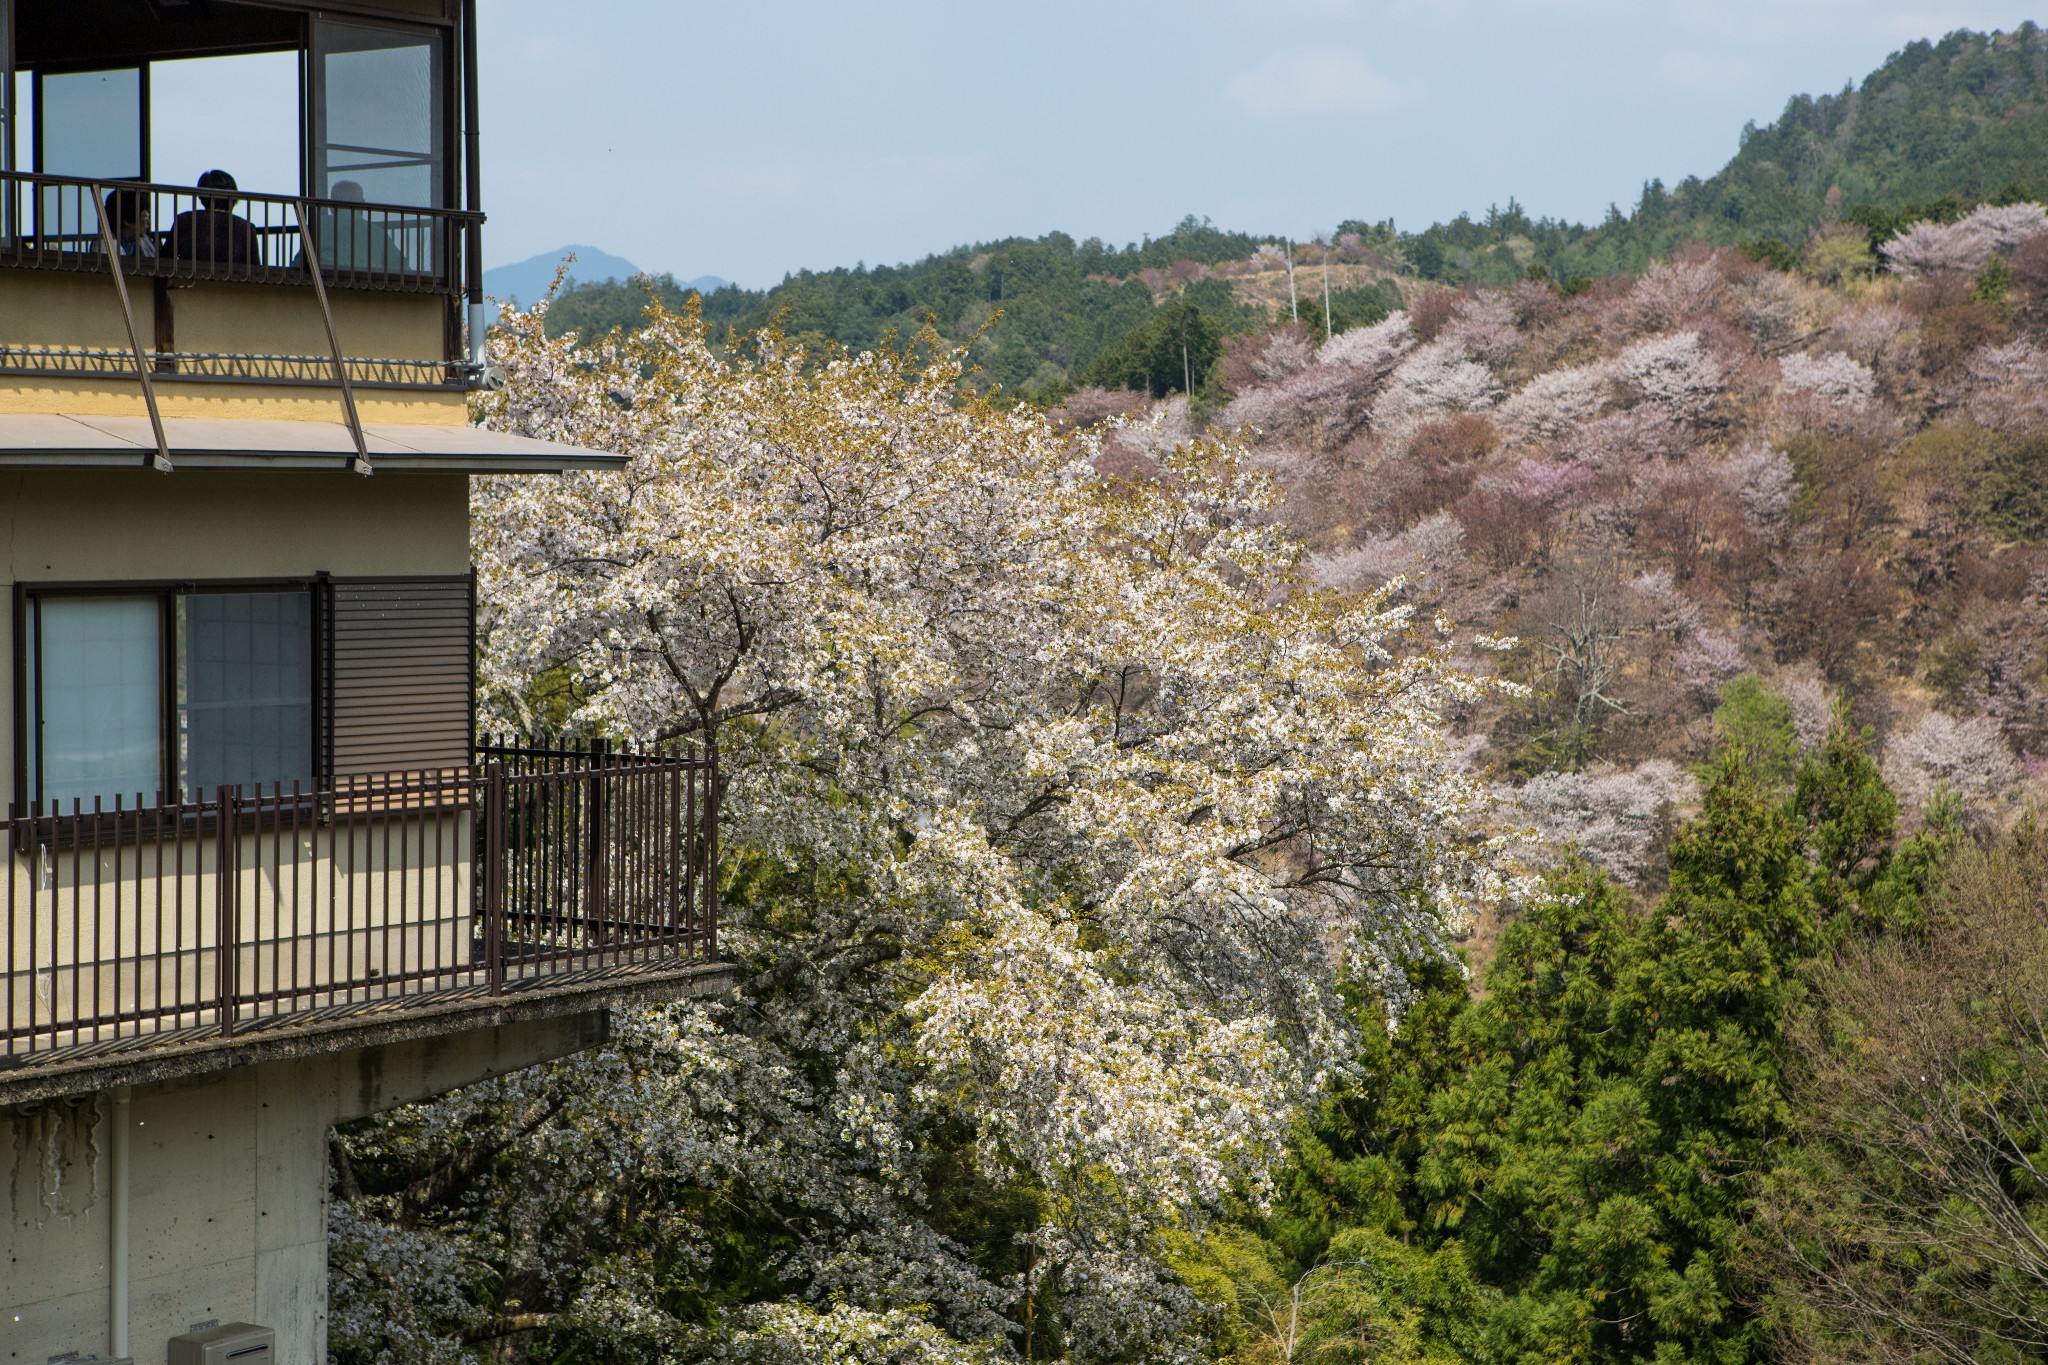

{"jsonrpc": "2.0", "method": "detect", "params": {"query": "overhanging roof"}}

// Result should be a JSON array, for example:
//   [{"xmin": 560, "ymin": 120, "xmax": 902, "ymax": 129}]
[{"xmin": 0, "ymin": 414, "xmax": 624, "ymax": 473}]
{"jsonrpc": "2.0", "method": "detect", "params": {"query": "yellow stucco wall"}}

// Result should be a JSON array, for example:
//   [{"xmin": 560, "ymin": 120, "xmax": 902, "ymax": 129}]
[
  {"xmin": 0, "ymin": 272, "xmax": 467, "ymax": 424},
  {"xmin": 0, "ymin": 470, "xmax": 470, "ymax": 803}
]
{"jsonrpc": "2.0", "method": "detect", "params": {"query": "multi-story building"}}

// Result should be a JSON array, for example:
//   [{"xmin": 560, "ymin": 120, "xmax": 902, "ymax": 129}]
[{"xmin": 0, "ymin": 3, "xmax": 726, "ymax": 1360}]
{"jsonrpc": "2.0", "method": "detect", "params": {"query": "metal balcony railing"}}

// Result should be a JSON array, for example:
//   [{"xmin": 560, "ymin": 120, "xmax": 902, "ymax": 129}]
[
  {"xmin": 0, "ymin": 169, "xmax": 478, "ymax": 296},
  {"xmin": 2, "ymin": 742, "xmax": 718, "ymax": 1066}
]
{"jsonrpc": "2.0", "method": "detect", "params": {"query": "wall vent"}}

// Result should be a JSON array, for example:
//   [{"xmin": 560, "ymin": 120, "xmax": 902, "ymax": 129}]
[{"xmin": 167, "ymin": 1324, "xmax": 274, "ymax": 1365}]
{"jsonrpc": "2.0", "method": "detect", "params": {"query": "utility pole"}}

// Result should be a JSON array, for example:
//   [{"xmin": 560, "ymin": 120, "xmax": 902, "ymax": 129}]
[{"xmin": 1321, "ymin": 234, "xmax": 1334, "ymax": 340}]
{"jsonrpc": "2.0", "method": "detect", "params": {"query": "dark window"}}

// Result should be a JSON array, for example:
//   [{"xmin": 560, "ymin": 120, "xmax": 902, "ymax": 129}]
[
  {"xmin": 22, "ymin": 584, "xmax": 314, "ymax": 807},
  {"xmin": 177, "ymin": 591, "xmax": 314, "ymax": 798},
  {"xmin": 16, "ymin": 575, "xmax": 475, "ymax": 809}
]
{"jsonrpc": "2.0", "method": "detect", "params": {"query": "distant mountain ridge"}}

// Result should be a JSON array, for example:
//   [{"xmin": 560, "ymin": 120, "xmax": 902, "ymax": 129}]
[
  {"xmin": 534, "ymin": 24, "xmax": 2048, "ymax": 399},
  {"xmin": 483, "ymin": 245, "xmax": 727, "ymax": 307}
]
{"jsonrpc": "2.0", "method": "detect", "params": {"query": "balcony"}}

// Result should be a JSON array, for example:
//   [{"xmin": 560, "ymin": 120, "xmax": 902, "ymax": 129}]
[
  {"xmin": 2, "ymin": 742, "xmax": 721, "ymax": 1097},
  {"xmin": 1, "ymin": 170, "xmax": 476, "ymax": 295},
  {"xmin": 0, "ymin": 168, "xmax": 477, "ymax": 393}
]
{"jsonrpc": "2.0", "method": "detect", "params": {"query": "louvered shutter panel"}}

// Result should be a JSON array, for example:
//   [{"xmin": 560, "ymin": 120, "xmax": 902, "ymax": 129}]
[{"xmin": 325, "ymin": 575, "xmax": 473, "ymax": 779}]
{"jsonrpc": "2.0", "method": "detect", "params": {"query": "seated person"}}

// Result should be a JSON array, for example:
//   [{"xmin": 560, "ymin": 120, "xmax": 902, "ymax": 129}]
[
  {"xmin": 167, "ymin": 169, "xmax": 261, "ymax": 271},
  {"xmin": 102, "ymin": 186, "xmax": 157, "ymax": 260},
  {"xmin": 298, "ymin": 179, "xmax": 411, "ymax": 275}
]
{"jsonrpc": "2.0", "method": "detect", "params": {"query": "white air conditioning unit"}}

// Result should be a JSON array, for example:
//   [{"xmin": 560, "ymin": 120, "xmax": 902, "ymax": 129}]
[{"xmin": 166, "ymin": 1324, "xmax": 274, "ymax": 1365}]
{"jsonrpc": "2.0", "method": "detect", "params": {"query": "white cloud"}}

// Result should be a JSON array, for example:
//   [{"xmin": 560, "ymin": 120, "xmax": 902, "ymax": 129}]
[{"xmin": 1228, "ymin": 49, "xmax": 1418, "ymax": 119}]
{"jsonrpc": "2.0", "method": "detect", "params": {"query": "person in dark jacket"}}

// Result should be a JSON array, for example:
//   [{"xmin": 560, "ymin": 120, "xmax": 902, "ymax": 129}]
[
  {"xmin": 103, "ymin": 186, "xmax": 158, "ymax": 259},
  {"xmin": 167, "ymin": 169, "xmax": 261, "ymax": 271}
]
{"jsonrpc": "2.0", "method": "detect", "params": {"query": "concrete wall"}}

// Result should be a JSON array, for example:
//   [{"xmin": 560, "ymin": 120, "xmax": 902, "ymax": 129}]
[
  {"xmin": 0, "ymin": 469, "xmax": 470, "ymax": 807},
  {"xmin": 2, "ymin": 1012, "xmax": 607, "ymax": 1365}
]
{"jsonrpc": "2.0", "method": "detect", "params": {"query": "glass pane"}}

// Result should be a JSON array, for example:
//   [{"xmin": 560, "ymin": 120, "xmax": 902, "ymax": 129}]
[
  {"xmin": 177, "ymin": 591, "xmax": 314, "ymax": 798},
  {"xmin": 40, "ymin": 67, "xmax": 141, "ymax": 178},
  {"xmin": 36, "ymin": 596, "xmax": 161, "ymax": 808},
  {"xmin": 38, "ymin": 66, "xmax": 143, "ymax": 251},
  {"xmin": 312, "ymin": 20, "xmax": 443, "ymax": 209},
  {"xmin": 151, "ymin": 51, "xmax": 300, "ymax": 200},
  {"xmin": 1, "ymin": 0, "xmax": 13, "ymax": 174}
]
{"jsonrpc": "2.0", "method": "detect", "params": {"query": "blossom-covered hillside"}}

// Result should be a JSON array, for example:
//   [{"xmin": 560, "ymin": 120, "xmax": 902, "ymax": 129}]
[{"xmin": 1064, "ymin": 202, "xmax": 2048, "ymax": 886}]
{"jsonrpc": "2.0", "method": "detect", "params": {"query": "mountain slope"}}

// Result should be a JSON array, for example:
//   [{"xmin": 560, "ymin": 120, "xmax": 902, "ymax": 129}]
[
  {"xmin": 483, "ymin": 244, "xmax": 643, "ymax": 306},
  {"xmin": 533, "ymin": 25, "xmax": 2048, "ymax": 397}
]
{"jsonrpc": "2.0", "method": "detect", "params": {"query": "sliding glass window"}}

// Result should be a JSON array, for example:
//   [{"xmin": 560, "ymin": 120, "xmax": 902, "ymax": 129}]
[{"xmin": 24, "ymin": 585, "xmax": 315, "ymax": 808}]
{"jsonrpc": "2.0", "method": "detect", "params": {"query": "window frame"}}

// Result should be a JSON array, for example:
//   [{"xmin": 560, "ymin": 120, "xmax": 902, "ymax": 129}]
[
  {"xmin": 30, "ymin": 58, "xmax": 149, "ymax": 181},
  {"xmin": 12, "ymin": 575, "xmax": 327, "ymax": 811},
  {"xmin": 306, "ymin": 14, "xmax": 451, "ymax": 212}
]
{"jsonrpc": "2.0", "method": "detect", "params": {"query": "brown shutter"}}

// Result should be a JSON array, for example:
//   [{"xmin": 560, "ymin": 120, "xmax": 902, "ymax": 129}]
[{"xmin": 325, "ymin": 575, "xmax": 473, "ymax": 779}]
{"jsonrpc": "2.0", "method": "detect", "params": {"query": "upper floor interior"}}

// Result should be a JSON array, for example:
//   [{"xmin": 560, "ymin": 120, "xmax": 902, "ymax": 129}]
[{"xmin": 0, "ymin": 0, "xmax": 489, "ymax": 429}]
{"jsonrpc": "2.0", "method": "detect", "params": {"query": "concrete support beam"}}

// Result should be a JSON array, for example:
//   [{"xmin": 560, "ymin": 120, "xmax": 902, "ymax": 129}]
[{"xmin": 4, "ymin": 1009, "xmax": 609, "ymax": 1365}]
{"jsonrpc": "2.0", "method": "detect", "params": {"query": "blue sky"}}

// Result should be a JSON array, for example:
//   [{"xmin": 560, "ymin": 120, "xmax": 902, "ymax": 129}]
[{"xmin": 474, "ymin": 0, "xmax": 2041, "ymax": 287}]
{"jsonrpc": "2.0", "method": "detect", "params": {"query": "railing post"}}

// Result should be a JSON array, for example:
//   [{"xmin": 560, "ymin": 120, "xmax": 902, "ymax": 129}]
[
  {"xmin": 586, "ymin": 738, "xmax": 609, "ymax": 939},
  {"xmin": 484, "ymin": 760, "xmax": 506, "ymax": 995},
  {"xmin": 215, "ymin": 786, "xmax": 240, "ymax": 1037},
  {"xmin": 5, "ymin": 803, "xmax": 16, "ymax": 1060},
  {"xmin": 704, "ymin": 734, "xmax": 719, "ymax": 961}
]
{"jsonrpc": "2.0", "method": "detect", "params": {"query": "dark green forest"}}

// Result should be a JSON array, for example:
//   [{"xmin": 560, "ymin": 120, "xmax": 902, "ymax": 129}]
[{"xmin": 533, "ymin": 25, "xmax": 2048, "ymax": 404}]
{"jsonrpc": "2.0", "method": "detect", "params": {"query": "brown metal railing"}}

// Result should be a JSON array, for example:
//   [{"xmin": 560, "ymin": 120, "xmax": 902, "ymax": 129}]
[
  {"xmin": 2, "ymin": 743, "xmax": 717, "ymax": 1064},
  {"xmin": 0, "ymin": 169, "xmax": 477, "ymax": 295}
]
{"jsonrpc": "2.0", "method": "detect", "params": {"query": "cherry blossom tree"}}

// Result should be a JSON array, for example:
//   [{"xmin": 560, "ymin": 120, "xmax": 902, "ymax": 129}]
[
  {"xmin": 1497, "ymin": 362, "xmax": 1614, "ymax": 445},
  {"xmin": 349, "ymin": 298, "xmax": 1526, "ymax": 1361},
  {"xmin": 1506, "ymin": 759, "xmax": 1697, "ymax": 886},
  {"xmin": 1440, "ymin": 290, "xmax": 1522, "ymax": 367},
  {"xmin": 1881, "ymin": 710, "xmax": 2020, "ymax": 815},
  {"xmin": 1306, "ymin": 511, "xmax": 1468, "ymax": 600},
  {"xmin": 1882, "ymin": 202, "xmax": 2048, "ymax": 277},
  {"xmin": 1616, "ymin": 330, "xmax": 1725, "ymax": 425},
  {"xmin": 1369, "ymin": 338, "xmax": 1501, "ymax": 441},
  {"xmin": 1623, "ymin": 256, "xmax": 1727, "ymax": 333},
  {"xmin": 1779, "ymin": 351, "xmax": 1876, "ymax": 412}
]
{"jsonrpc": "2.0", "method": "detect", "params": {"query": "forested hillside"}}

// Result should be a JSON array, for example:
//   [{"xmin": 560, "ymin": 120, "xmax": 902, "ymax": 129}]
[
  {"xmin": 1112, "ymin": 199, "xmax": 2048, "ymax": 1360},
  {"xmin": 538, "ymin": 25, "xmax": 2048, "ymax": 402}
]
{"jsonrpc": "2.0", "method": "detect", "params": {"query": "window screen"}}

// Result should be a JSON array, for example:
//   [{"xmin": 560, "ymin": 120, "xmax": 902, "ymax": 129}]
[
  {"xmin": 177, "ymin": 591, "xmax": 315, "ymax": 797},
  {"xmin": 32, "ymin": 596, "xmax": 162, "ymax": 808},
  {"xmin": 311, "ymin": 21, "xmax": 443, "ymax": 209}
]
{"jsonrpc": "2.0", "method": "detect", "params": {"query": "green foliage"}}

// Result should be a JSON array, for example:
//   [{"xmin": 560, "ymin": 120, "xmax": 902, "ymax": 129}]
[
  {"xmin": 1976, "ymin": 250, "xmax": 2016, "ymax": 302},
  {"xmin": 1382, "ymin": 26, "xmax": 2048, "ymax": 285},
  {"xmin": 1707, "ymin": 675, "xmax": 1800, "ymax": 787},
  {"xmin": 1076, "ymin": 298, "xmax": 1225, "ymax": 398},
  {"xmin": 1230, "ymin": 742, "xmax": 1957, "ymax": 1364},
  {"xmin": 540, "ymin": 272, "xmax": 753, "ymax": 342},
  {"xmin": 1901, "ymin": 423, "xmax": 2048, "ymax": 541},
  {"xmin": 1737, "ymin": 238, "xmax": 1800, "ymax": 271},
  {"xmin": 1800, "ymin": 230, "xmax": 1876, "ymax": 285},
  {"xmin": 538, "ymin": 218, "xmax": 1267, "ymax": 401},
  {"xmin": 1323, "ymin": 281, "xmax": 1404, "ymax": 335},
  {"xmin": 1750, "ymin": 823, "xmax": 2048, "ymax": 1362}
]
